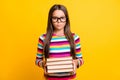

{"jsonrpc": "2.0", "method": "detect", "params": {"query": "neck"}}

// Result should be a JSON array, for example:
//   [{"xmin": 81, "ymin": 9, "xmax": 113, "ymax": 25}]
[{"xmin": 53, "ymin": 29, "xmax": 64, "ymax": 35}]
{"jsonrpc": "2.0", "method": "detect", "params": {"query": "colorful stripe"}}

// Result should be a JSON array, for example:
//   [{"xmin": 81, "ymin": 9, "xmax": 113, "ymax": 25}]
[{"xmin": 35, "ymin": 33, "xmax": 84, "ymax": 78}]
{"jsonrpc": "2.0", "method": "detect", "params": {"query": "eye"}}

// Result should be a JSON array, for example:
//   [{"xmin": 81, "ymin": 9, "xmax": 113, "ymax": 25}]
[
  {"xmin": 60, "ymin": 17, "xmax": 66, "ymax": 20},
  {"xmin": 61, "ymin": 17, "xmax": 65, "ymax": 19},
  {"xmin": 52, "ymin": 17, "xmax": 57, "ymax": 19}
]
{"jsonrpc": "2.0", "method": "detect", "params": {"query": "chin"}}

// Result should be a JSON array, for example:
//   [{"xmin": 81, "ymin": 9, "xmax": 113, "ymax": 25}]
[{"xmin": 55, "ymin": 27, "xmax": 62, "ymax": 29}]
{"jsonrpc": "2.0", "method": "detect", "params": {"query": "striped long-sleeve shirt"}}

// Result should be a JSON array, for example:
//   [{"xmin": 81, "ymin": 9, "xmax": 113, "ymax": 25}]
[{"xmin": 35, "ymin": 33, "xmax": 84, "ymax": 77}]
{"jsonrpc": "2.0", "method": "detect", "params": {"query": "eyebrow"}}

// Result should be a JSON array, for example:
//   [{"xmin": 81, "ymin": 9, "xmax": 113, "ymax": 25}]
[{"xmin": 52, "ymin": 16, "xmax": 66, "ymax": 17}]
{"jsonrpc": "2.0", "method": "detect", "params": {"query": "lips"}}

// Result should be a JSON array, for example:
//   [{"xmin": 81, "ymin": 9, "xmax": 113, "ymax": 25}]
[{"xmin": 56, "ymin": 25, "xmax": 61, "ymax": 27}]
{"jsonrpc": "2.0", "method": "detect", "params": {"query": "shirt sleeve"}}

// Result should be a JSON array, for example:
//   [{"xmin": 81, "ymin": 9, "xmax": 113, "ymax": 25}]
[
  {"xmin": 35, "ymin": 34, "xmax": 44, "ymax": 68},
  {"xmin": 74, "ymin": 33, "xmax": 84, "ymax": 68}
]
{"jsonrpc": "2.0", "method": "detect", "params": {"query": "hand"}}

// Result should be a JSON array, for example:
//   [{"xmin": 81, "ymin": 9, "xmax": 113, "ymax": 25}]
[
  {"xmin": 72, "ymin": 59, "xmax": 78, "ymax": 73},
  {"xmin": 42, "ymin": 61, "xmax": 47, "ymax": 75}
]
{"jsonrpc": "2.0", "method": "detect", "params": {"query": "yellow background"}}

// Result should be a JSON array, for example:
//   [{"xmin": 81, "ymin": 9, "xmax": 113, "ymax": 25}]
[{"xmin": 0, "ymin": 0, "xmax": 120, "ymax": 80}]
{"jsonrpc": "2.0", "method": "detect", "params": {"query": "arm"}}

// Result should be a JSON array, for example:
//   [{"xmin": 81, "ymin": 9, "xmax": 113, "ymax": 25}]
[
  {"xmin": 35, "ymin": 34, "xmax": 44, "ymax": 68},
  {"xmin": 74, "ymin": 34, "xmax": 84, "ymax": 68}
]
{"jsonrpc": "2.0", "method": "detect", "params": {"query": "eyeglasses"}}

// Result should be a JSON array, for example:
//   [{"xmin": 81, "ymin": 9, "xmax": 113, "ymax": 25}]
[{"xmin": 51, "ymin": 16, "xmax": 67, "ymax": 23}]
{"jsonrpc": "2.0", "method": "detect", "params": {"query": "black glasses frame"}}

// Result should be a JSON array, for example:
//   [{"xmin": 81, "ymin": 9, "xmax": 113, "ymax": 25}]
[{"xmin": 51, "ymin": 17, "xmax": 67, "ymax": 23}]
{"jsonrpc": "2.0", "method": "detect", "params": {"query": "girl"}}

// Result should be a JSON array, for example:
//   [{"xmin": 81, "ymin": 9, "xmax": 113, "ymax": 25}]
[{"xmin": 35, "ymin": 4, "xmax": 84, "ymax": 80}]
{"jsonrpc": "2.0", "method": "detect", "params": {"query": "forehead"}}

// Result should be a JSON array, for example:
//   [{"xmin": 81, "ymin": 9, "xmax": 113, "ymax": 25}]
[{"xmin": 52, "ymin": 10, "xmax": 65, "ymax": 17}]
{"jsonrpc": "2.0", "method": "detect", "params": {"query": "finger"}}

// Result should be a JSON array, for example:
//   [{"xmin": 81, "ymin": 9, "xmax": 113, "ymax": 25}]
[
  {"xmin": 44, "ymin": 67, "xmax": 47, "ymax": 74},
  {"xmin": 72, "ymin": 61, "xmax": 75, "ymax": 68}
]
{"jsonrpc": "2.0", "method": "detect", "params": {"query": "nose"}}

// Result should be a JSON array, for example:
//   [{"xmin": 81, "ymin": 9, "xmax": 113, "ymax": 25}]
[{"xmin": 57, "ymin": 19, "xmax": 61, "ymax": 23}]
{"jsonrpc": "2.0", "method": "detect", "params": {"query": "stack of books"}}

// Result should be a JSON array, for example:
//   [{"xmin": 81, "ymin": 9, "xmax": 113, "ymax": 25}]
[{"xmin": 46, "ymin": 57, "xmax": 75, "ymax": 74}]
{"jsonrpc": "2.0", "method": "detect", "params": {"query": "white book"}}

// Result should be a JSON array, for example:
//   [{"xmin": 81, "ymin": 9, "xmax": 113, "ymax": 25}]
[
  {"xmin": 47, "ymin": 64, "xmax": 73, "ymax": 69},
  {"xmin": 46, "ymin": 60, "xmax": 73, "ymax": 65}
]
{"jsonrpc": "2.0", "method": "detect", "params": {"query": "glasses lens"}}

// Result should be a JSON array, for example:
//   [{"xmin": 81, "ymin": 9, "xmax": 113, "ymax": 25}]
[
  {"xmin": 60, "ymin": 17, "xmax": 66, "ymax": 22},
  {"xmin": 52, "ymin": 17, "xmax": 57, "ymax": 22}
]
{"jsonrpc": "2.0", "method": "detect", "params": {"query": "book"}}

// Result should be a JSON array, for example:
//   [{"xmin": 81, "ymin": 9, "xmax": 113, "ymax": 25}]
[
  {"xmin": 46, "ymin": 60, "xmax": 73, "ymax": 65},
  {"xmin": 47, "ymin": 72, "xmax": 73, "ymax": 77},
  {"xmin": 46, "ymin": 57, "xmax": 75, "ymax": 74},
  {"xmin": 47, "ymin": 64, "xmax": 73, "ymax": 69}
]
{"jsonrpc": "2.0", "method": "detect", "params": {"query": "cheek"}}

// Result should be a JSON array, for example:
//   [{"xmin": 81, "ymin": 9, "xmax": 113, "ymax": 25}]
[
  {"xmin": 62, "ymin": 22, "xmax": 66, "ymax": 26},
  {"xmin": 60, "ymin": 23, "xmax": 66, "ymax": 27}
]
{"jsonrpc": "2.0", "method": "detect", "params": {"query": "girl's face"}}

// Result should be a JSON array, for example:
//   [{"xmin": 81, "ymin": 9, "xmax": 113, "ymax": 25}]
[{"xmin": 51, "ymin": 10, "xmax": 66, "ymax": 31}]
